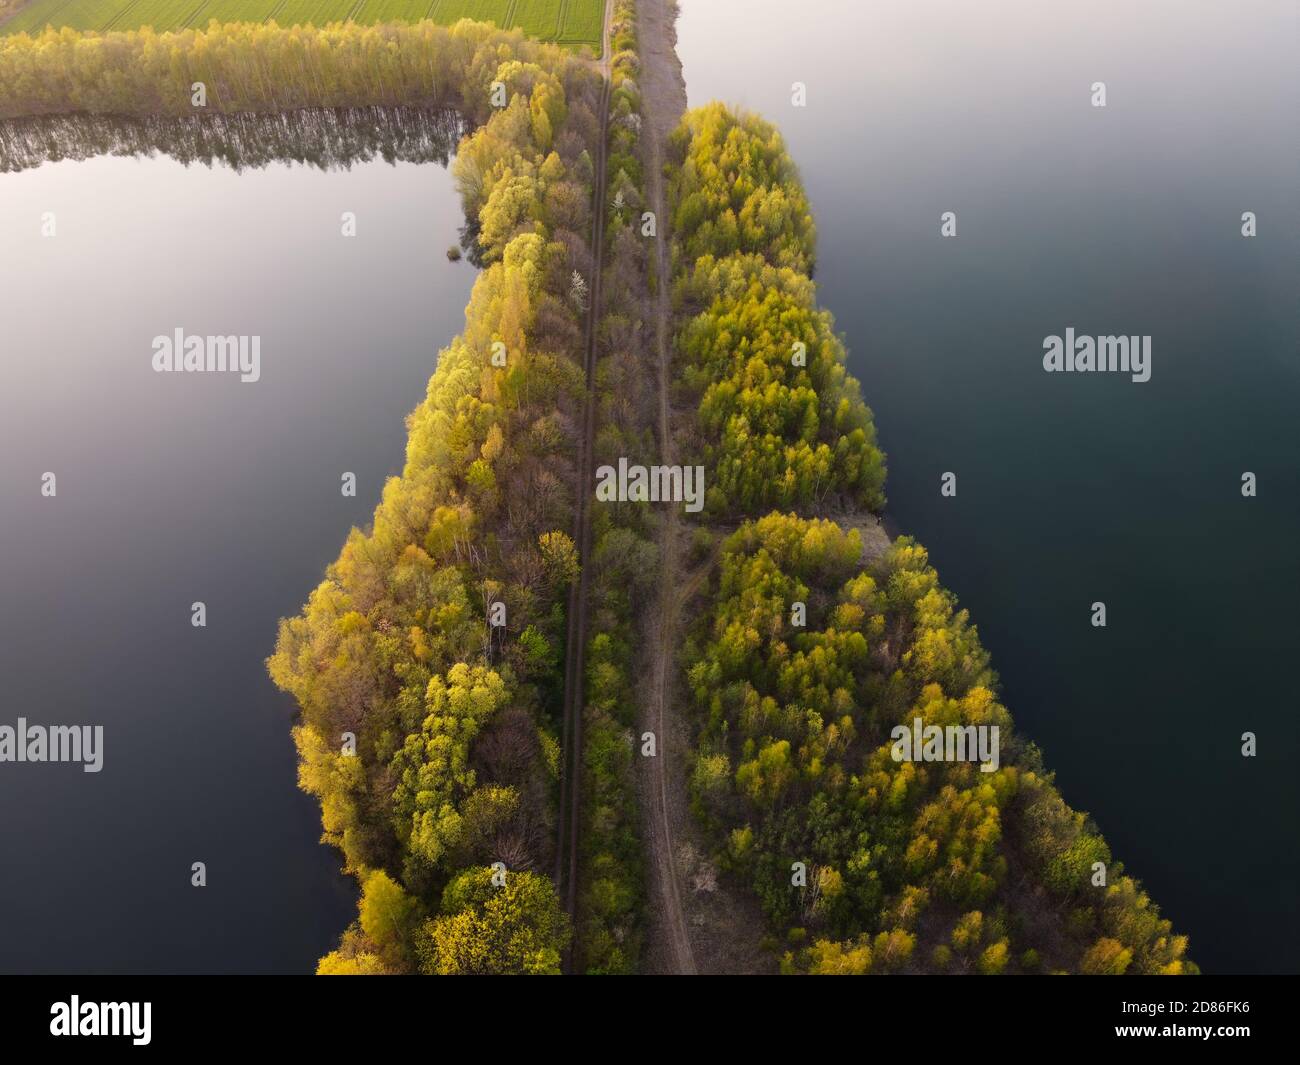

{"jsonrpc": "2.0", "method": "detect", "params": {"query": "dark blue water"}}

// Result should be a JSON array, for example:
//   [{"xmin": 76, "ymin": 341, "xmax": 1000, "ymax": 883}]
[
  {"xmin": 0, "ymin": 126, "xmax": 473, "ymax": 972},
  {"xmin": 677, "ymin": 0, "xmax": 1299, "ymax": 973}
]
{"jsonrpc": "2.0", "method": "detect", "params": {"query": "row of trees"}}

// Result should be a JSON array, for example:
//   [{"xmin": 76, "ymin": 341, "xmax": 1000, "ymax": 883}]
[
  {"xmin": 265, "ymin": 36, "xmax": 608, "ymax": 974},
  {"xmin": 668, "ymin": 105, "xmax": 887, "ymax": 515},
  {"xmin": 573, "ymin": 0, "xmax": 654, "ymax": 974},
  {"xmin": 669, "ymin": 104, "xmax": 1195, "ymax": 974},
  {"xmin": 0, "ymin": 19, "xmax": 584, "ymax": 120}
]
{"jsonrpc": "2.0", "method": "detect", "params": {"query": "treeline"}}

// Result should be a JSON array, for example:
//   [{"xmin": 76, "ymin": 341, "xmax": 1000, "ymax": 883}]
[
  {"xmin": 669, "ymin": 104, "xmax": 886, "ymax": 515},
  {"xmin": 0, "ymin": 19, "xmax": 579, "ymax": 120},
  {"xmin": 267, "ymin": 43, "xmax": 607, "ymax": 974},
  {"xmin": 669, "ymin": 105, "xmax": 1195, "ymax": 974},
  {"xmin": 573, "ymin": 0, "xmax": 653, "ymax": 974}
]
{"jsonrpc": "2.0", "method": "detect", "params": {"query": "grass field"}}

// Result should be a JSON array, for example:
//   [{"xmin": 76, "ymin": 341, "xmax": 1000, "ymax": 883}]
[{"xmin": 0, "ymin": 0, "xmax": 604, "ymax": 46}]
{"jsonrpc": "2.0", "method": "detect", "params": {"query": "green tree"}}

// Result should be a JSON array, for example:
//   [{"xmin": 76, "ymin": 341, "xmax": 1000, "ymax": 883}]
[
  {"xmin": 416, "ymin": 868, "xmax": 570, "ymax": 975},
  {"xmin": 358, "ymin": 869, "xmax": 424, "ymax": 971},
  {"xmin": 538, "ymin": 530, "xmax": 580, "ymax": 590},
  {"xmin": 1081, "ymin": 937, "xmax": 1134, "ymax": 975}
]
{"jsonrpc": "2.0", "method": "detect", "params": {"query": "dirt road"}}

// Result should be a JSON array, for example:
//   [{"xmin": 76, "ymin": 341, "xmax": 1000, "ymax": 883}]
[
  {"xmin": 634, "ymin": 0, "xmax": 697, "ymax": 976},
  {"xmin": 555, "ymin": 0, "xmax": 614, "ymax": 969}
]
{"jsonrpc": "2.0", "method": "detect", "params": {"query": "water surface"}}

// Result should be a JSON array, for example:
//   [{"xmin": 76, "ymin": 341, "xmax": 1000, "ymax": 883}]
[
  {"xmin": 0, "ymin": 111, "xmax": 473, "ymax": 972},
  {"xmin": 677, "ymin": 0, "xmax": 1299, "ymax": 973}
]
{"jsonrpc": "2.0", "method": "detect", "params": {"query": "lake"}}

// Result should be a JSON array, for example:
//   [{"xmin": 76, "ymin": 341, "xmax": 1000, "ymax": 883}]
[
  {"xmin": 676, "ymin": 0, "xmax": 1299, "ymax": 973},
  {"xmin": 0, "ymin": 109, "xmax": 474, "ymax": 972}
]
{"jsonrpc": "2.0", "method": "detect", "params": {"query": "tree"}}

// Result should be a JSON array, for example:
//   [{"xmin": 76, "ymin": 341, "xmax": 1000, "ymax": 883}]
[
  {"xmin": 357, "ymin": 870, "xmax": 424, "ymax": 971},
  {"xmin": 569, "ymin": 270, "xmax": 589, "ymax": 311},
  {"xmin": 316, "ymin": 951, "xmax": 388, "ymax": 976},
  {"xmin": 977, "ymin": 939, "xmax": 1010, "ymax": 975},
  {"xmin": 806, "ymin": 937, "xmax": 872, "ymax": 975},
  {"xmin": 390, "ymin": 664, "xmax": 512, "ymax": 872},
  {"xmin": 415, "ymin": 868, "xmax": 570, "ymax": 975},
  {"xmin": 538, "ymin": 530, "xmax": 580, "ymax": 590},
  {"xmin": 1080, "ymin": 937, "xmax": 1134, "ymax": 975}
]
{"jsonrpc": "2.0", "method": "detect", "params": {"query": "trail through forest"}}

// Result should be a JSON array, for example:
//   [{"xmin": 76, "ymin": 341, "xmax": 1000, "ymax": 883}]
[
  {"xmin": 635, "ymin": 0, "xmax": 750, "ymax": 976},
  {"xmin": 555, "ymin": 0, "xmax": 613, "ymax": 970},
  {"xmin": 633, "ymin": 0, "xmax": 695, "ymax": 977}
]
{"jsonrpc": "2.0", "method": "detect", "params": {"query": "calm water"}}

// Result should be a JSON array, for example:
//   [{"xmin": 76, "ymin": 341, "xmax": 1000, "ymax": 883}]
[
  {"xmin": 0, "ymin": 113, "xmax": 473, "ymax": 972},
  {"xmin": 677, "ymin": 0, "xmax": 1299, "ymax": 973}
]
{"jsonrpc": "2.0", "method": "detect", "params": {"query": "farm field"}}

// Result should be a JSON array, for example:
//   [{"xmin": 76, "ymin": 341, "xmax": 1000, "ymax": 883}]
[{"xmin": 0, "ymin": 0, "xmax": 604, "ymax": 46}]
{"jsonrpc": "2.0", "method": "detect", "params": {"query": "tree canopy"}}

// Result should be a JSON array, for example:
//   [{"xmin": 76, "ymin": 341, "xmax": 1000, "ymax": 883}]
[{"xmin": 264, "ymin": 29, "xmax": 600, "ymax": 975}]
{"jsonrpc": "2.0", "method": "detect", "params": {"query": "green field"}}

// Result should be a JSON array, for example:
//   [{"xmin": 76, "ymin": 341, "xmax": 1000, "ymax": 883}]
[{"xmin": 0, "ymin": 0, "xmax": 604, "ymax": 45}]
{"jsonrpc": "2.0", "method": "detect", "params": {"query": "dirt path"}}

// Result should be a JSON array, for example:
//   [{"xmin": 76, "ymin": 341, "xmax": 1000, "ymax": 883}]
[
  {"xmin": 555, "ymin": 0, "xmax": 613, "ymax": 970},
  {"xmin": 634, "ymin": 0, "xmax": 699, "ymax": 976},
  {"xmin": 598, "ymin": 0, "xmax": 613, "ymax": 73}
]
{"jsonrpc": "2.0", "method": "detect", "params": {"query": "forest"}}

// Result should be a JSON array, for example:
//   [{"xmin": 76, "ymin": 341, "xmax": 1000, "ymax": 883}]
[
  {"xmin": 669, "ymin": 105, "xmax": 887, "ymax": 516},
  {"xmin": 667, "ymin": 104, "xmax": 1195, "ymax": 975},
  {"xmin": 570, "ymin": 0, "xmax": 654, "ymax": 974},
  {"xmin": 0, "ymin": 19, "xmax": 577, "ymax": 119},
  {"xmin": 0, "ymin": 3, "xmax": 1202, "ymax": 977},
  {"xmin": 261, "ymin": 28, "xmax": 605, "ymax": 974}
]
